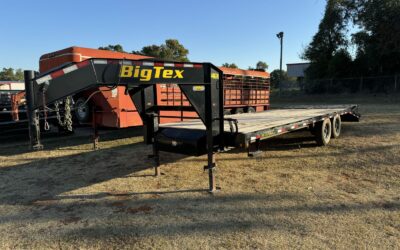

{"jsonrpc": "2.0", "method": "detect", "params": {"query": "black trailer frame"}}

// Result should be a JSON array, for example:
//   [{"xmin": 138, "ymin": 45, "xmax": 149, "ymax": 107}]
[
  {"xmin": 24, "ymin": 58, "xmax": 361, "ymax": 193},
  {"xmin": 25, "ymin": 58, "xmax": 224, "ymax": 192}
]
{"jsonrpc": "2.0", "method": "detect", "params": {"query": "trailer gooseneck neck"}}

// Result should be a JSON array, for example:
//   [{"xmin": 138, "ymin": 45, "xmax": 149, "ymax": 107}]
[{"xmin": 24, "ymin": 58, "xmax": 225, "ymax": 192}]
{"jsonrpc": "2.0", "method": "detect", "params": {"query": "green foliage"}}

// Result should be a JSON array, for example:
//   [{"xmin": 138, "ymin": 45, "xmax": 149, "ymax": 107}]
[
  {"xmin": 248, "ymin": 61, "xmax": 269, "ymax": 71},
  {"xmin": 0, "ymin": 68, "xmax": 24, "ymax": 81},
  {"xmin": 98, "ymin": 44, "xmax": 125, "ymax": 52},
  {"xmin": 221, "ymin": 63, "xmax": 238, "ymax": 68},
  {"xmin": 98, "ymin": 39, "xmax": 190, "ymax": 62},
  {"xmin": 303, "ymin": 0, "xmax": 350, "ymax": 79},
  {"xmin": 351, "ymin": 0, "xmax": 400, "ymax": 75},
  {"xmin": 256, "ymin": 61, "xmax": 269, "ymax": 71},
  {"xmin": 270, "ymin": 69, "xmax": 288, "ymax": 88},
  {"xmin": 139, "ymin": 39, "xmax": 189, "ymax": 62},
  {"xmin": 303, "ymin": 0, "xmax": 400, "ymax": 93}
]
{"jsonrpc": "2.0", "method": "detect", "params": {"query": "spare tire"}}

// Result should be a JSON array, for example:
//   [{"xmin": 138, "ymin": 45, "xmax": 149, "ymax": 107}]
[{"xmin": 74, "ymin": 97, "xmax": 91, "ymax": 124}]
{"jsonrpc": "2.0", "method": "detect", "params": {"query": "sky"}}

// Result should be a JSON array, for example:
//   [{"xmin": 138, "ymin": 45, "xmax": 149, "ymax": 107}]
[{"xmin": 0, "ymin": 0, "xmax": 326, "ymax": 72}]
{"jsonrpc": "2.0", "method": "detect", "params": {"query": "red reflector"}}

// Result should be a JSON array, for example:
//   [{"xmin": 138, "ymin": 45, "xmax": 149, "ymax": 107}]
[
  {"xmin": 154, "ymin": 62, "xmax": 164, "ymax": 67},
  {"xmin": 175, "ymin": 63, "xmax": 184, "ymax": 67},
  {"xmin": 132, "ymin": 61, "xmax": 142, "ymax": 66},
  {"xmin": 77, "ymin": 60, "xmax": 90, "ymax": 68},
  {"xmin": 193, "ymin": 64, "xmax": 203, "ymax": 68},
  {"xmin": 50, "ymin": 70, "xmax": 64, "ymax": 79},
  {"xmin": 256, "ymin": 135, "xmax": 261, "ymax": 139},
  {"xmin": 107, "ymin": 60, "xmax": 118, "ymax": 64}
]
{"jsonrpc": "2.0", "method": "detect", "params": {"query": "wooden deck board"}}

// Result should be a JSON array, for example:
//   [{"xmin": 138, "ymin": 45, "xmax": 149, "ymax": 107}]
[{"xmin": 160, "ymin": 106, "xmax": 352, "ymax": 135}]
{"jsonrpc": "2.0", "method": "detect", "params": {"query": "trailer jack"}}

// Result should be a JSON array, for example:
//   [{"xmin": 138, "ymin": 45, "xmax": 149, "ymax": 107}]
[{"xmin": 248, "ymin": 138, "xmax": 262, "ymax": 157}]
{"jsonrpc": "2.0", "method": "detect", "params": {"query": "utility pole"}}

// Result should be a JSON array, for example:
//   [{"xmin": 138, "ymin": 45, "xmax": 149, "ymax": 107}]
[{"xmin": 276, "ymin": 31, "xmax": 284, "ymax": 95}]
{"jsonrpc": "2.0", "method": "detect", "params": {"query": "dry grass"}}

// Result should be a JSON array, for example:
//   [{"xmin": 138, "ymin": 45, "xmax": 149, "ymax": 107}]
[{"xmin": 0, "ymin": 94, "xmax": 399, "ymax": 249}]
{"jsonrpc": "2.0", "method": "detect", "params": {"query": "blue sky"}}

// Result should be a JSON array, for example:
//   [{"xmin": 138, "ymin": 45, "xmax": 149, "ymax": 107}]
[{"xmin": 0, "ymin": 0, "xmax": 326, "ymax": 71}]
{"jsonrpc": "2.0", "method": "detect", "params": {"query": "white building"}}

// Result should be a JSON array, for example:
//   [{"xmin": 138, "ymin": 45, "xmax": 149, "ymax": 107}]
[{"xmin": 286, "ymin": 63, "xmax": 310, "ymax": 78}]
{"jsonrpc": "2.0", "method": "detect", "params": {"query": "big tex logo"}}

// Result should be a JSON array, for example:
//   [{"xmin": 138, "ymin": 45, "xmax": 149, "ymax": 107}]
[{"xmin": 119, "ymin": 65, "xmax": 184, "ymax": 81}]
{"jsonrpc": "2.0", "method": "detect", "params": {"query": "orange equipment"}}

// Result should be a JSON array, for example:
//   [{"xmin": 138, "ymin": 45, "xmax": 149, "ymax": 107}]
[
  {"xmin": 39, "ymin": 46, "xmax": 270, "ymax": 127},
  {"xmin": 40, "ymin": 47, "xmax": 151, "ymax": 127}
]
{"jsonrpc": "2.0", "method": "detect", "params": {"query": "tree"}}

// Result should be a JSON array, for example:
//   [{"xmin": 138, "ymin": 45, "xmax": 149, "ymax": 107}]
[
  {"xmin": 221, "ymin": 63, "xmax": 238, "ymax": 68},
  {"xmin": 138, "ymin": 39, "xmax": 189, "ymax": 62},
  {"xmin": 14, "ymin": 69, "xmax": 24, "ymax": 81},
  {"xmin": 0, "ymin": 68, "xmax": 24, "ymax": 81},
  {"xmin": 270, "ymin": 69, "xmax": 288, "ymax": 89},
  {"xmin": 140, "ymin": 45, "xmax": 162, "ymax": 58},
  {"xmin": 351, "ymin": 0, "xmax": 400, "ymax": 75},
  {"xmin": 327, "ymin": 49, "xmax": 353, "ymax": 77},
  {"xmin": 98, "ymin": 44, "xmax": 125, "ymax": 53},
  {"xmin": 256, "ymin": 61, "xmax": 268, "ymax": 71},
  {"xmin": 303, "ymin": 0, "xmax": 350, "ymax": 79}
]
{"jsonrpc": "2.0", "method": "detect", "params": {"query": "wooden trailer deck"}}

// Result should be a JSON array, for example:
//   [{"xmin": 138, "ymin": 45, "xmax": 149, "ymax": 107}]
[{"xmin": 160, "ymin": 105, "xmax": 359, "ymax": 147}]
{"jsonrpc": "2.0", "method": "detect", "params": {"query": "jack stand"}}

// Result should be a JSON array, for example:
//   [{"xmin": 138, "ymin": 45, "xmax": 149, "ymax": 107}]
[
  {"xmin": 248, "ymin": 139, "xmax": 262, "ymax": 157},
  {"xmin": 149, "ymin": 143, "xmax": 160, "ymax": 176},
  {"xmin": 24, "ymin": 70, "xmax": 43, "ymax": 151},
  {"xmin": 204, "ymin": 153, "xmax": 217, "ymax": 193},
  {"xmin": 92, "ymin": 109, "xmax": 99, "ymax": 150}
]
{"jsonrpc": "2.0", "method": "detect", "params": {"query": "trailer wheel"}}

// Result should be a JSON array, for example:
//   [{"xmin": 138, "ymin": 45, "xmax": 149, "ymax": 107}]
[
  {"xmin": 246, "ymin": 107, "xmax": 256, "ymax": 113},
  {"xmin": 224, "ymin": 109, "xmax": 232, "ymax": 115},
  {"xmin": 315, "ymin": 119, "xmax": 332, "ymax": 146},
  {"xmin": 331, "ymin": 114, "xmax": 341, "ymax": 138},
  {"xmin": 233, "ymin": 108, "xmax": 244, "ymax": 114},
  {"xmin": 74, "ymin": 97, "xmax": 91, "ymax": 123}
]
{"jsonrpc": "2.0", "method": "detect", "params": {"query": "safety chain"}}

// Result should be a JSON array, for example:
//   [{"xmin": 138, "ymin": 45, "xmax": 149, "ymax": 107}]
[
  {"xmin": 42, "ymin": 91, "xmax": 50, "ymax": 131},
  {"xmin": 54, "ymin": 96, "xmax": 73, "ymax": 131}
]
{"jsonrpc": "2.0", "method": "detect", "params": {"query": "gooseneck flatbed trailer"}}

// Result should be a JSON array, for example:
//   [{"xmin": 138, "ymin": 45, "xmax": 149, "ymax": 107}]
[{"xmin": 24, "ymin": 58, "xmax": 360, "ymax": 192}]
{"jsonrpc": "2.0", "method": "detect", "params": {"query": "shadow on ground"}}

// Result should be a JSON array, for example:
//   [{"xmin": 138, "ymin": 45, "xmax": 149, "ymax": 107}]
[{"xmin": 0, "ymin": 126, "xmax": 144, "ymax": 156}]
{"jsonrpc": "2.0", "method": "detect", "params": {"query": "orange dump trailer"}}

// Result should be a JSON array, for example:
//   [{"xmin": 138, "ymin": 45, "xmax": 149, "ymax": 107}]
[{"xmin": 39, "ymin": 46, "xmax": 270, "ymax": 127}]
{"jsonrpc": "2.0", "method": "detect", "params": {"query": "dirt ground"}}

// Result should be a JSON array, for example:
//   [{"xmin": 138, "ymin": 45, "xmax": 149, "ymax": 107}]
[{"xmin": 0, "ymin": 94, "xmax": 399, "ymax": 249}]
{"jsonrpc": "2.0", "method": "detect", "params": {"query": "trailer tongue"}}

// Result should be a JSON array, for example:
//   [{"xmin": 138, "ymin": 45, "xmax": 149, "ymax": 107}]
[
  {"xmin": 25, "ymin": 58, "xmax": 224, "ymax": 192},
  {"xmin": 24, "ymin": 58, "xmax": 360, "ymax": 192}
]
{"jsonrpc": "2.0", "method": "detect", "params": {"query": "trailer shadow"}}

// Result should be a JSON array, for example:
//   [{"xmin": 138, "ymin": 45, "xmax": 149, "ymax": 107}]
[
  {"xmin": 0, "ymin": 126, "xmax": 144, "ymax": 157},
  {"xmin": 0, "ymin": 190, "xmax": 398, "ymax": 244},
  {"xmin": 0, "ymin": 139, "xmax": 187, "ymax": 206}
]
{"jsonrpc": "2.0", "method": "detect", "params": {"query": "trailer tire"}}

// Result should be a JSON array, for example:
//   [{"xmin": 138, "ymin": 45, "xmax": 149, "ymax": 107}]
[
  {"xmin": 74, "ymin": 97, "xmax": 91, "ymax": 124},
  {"xmin": 246, "ymin": 107, "xmax": 256, "ymax": 113},
  {"xmin": 331, "ymin": 114, "xmax": 341, "ymax": 138},
  {"xmin": 315, "ymin": 118, "xmax": 332, "ymax": 146},
  {"xmin": 233, "ymin": 108, "xmax": 244, "ymax": 114},
  {"xmin": 224, "ymin": 109, "xmax": 232, "ymax": 115}
]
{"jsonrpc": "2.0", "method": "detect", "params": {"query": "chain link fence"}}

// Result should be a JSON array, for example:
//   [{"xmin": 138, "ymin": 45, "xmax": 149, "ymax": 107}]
[{"xmin": 279, "ymin": 75, "xmax": 400, "ymax": 94}]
